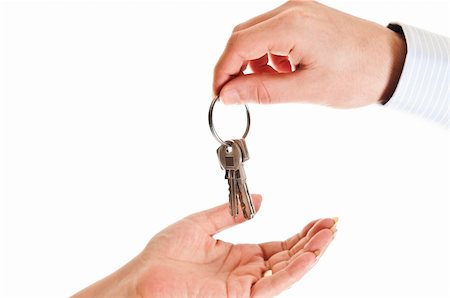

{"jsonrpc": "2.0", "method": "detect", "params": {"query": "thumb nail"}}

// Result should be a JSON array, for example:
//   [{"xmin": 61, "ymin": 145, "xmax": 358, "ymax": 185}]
[{"xmin": 221, "ymin": 89, "xmax": 241, "ymax": 105}]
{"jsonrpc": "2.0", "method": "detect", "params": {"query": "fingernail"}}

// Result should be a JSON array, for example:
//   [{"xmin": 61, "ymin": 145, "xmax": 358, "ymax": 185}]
[
  {"xmin": 314, "ymin": 250, "xmax": 321, "ymax": 257},
  {"xmin": 221, "ymin": 89, "xmax": 241, "ymax": 104},
  {"xmin": 212, "ymin": 91, "xmax": 218, "ymax": 100},
  {"xmin": 331, "ymin": 217, "xmax": 339, "ymax": 231},
  {"xmin": 263, "ymin": 269, "xmax": 273, "ymax": 277}
]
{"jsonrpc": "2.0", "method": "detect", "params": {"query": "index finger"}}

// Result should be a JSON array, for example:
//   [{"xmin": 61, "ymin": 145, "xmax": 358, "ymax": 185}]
[{"xmin": 213, "ymin": 14, "xmax": 297, "ymax": 95}]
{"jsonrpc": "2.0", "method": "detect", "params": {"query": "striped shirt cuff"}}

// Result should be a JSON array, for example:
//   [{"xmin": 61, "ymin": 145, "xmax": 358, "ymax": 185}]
[{"xmin": 386, "ymin": 23, "xmax": 450, "ymax": 127}]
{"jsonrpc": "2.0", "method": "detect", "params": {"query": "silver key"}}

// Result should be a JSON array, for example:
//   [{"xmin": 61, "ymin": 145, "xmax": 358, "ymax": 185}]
[
  {"xmin": 233, "ymin": 138, "xmax": 249, "ymax": 162},
  {"xmin": 217, "ymin": 139, "xmax": 255, "ymax": 220},
  {"xmin": 233, "ymin": 139, "xmax": 255, "ymax": 219},
  {"xmin": 217, "ymin": 141, "xmax": 242, "ymax": 217}
]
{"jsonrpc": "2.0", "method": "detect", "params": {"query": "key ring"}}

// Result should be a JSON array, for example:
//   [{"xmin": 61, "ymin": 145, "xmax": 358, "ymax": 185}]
[{"xmin": 208, "ymin": 96, "xmax": 251, "ymax": 146}]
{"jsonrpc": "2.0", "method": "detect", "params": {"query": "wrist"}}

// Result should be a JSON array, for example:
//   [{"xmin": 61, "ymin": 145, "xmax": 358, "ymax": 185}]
[{"xmin": 72, "ymin": 257, "xmax": 142, "ymax": 298}]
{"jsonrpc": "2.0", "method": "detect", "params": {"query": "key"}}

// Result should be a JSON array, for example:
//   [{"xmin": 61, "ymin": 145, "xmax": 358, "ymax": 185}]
[
  {"xmin": 226, "ymin": 170, "xmax": 237, "ymax": 217},
  {"xmin": 209, "ymin": 95, "xmax": 255, "ymax": 219},
  {"xmin": 217, "ymin": 139, "xmax": 255, "ymax": 220},
  {"xmin": 233, "ymin": 139, "xmax": 255, "ymax": 219},
  {"xmin": 217, "ymin": 140, "xmax": 242, "ymax": 217},
  {"xmin": 233, "ymin": 138, "xmax": 249, "ymax": 162}
]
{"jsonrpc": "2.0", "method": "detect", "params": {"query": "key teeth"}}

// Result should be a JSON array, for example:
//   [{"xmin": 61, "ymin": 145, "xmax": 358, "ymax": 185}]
[
  {"xmin": 237, "ymin": 182, "xmax": 255, "ymax": 220},
  {"xmin": 227, "ymin": 179, "xmax": 236, "ymax": 217},
  {"xmin": 241, "ymin": 204, "xmax": 255, "ymax": 220}
]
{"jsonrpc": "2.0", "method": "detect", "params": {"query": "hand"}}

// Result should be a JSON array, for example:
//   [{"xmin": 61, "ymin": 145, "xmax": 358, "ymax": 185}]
[
  {"xmin": 73, "ymin": 195, "xmax": 336, "ymax": 298},
  {"xmin": 214, "ymin": 1, "xmax": 406, "ymax": 108}
]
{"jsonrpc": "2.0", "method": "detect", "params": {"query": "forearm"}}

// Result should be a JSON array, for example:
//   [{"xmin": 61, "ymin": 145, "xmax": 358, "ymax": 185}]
[{"xmin": 72, "ymin": 257, "xmax": 141, "ymax": 298}]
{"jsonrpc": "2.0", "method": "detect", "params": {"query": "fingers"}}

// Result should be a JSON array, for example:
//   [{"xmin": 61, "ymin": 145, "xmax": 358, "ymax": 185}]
[
  {"xmin": 248, "ymin": 54, "xmax": 292, "ymax": 75},
  {"xmin": 284, "ymin": 218, "xmax": 321, "ymax": 250},
  {"xmin": 289, "ymin": 218, "xmax": 336, "ymax": 255},
  {"xmin": 249, "ymin": 54, "xmax": 277, "ymax": 74},
  {"xmin": 259, "ymin": 219, "xmax": 319, "ymax": 260},
  {"xmin": 271, "ymin": 229, "xmax": 334, "ymax": 274},
  {"xmin": 251, "ymin": 251, "xmax": 317, "ymax": 298},
  {"xmin": 213, "ymin": 14, "xmax": 299, "ymax": 95},
  {"xmin": 270, "ymin": 54, "xmax": 293, "ymax": 73},
  {"xmin": 252, "ymin": 218, "xmax": 337, "ymax": 297},
  {"xmin": 219, "ymin": 70, "xmax": 319, "ymax": 105},
  {"xmin": 220, "ymin": 72, "xmax": 292, "ymax": 105},
  {"xmin": 264, "ymin": 218, "xmax": 336, "ymax": 269},
  {"xmin": 187, "ymin": 194, "xmax": 262, "ymax": 236}
]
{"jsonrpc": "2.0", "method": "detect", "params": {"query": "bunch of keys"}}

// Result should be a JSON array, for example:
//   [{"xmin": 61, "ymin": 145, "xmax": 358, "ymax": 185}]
[{"xmin": 208, "ymin": 96, "xmax": 256, "ymax": 220}]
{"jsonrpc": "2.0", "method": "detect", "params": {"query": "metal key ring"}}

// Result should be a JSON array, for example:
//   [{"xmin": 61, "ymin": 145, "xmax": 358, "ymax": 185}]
[{"xmin": 208, "ymin": 96, "xmax": 250, "ymax": 146}]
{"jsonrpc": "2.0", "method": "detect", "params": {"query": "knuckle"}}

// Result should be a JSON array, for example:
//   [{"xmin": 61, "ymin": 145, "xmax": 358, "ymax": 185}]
[
  {"xmin": 266, "ymin": 8, "xmax": 304, "ymax": 34},
  {"xmin": 282, "ymin": 4, "xmax": 310, "ymax": 24},
  {"xmin": 232, "ymin": 23, "xmax": 244, "ymax": 33},
  {"xmin": 254, "ymin": 77, "xmax": 272, "ymax": 104},
  {"xmin": 284, "ymin": 7, "xmax": 303, "ymax": 21},
  {"xmin": 226, "ymin": 31, "xmax": 242, "ymax": 49}
]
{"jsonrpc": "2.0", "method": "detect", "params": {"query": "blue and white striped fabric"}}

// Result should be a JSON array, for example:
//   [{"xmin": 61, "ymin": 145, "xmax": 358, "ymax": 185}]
[{"xmin": 386, "ymin": 23, "xmax": 449, "ymax": 127}]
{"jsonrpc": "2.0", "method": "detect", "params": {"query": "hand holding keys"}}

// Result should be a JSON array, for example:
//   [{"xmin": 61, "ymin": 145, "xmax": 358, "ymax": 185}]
[{"xmin": 209, "ymin": 96, "xmax": 256, "ymax": 220}]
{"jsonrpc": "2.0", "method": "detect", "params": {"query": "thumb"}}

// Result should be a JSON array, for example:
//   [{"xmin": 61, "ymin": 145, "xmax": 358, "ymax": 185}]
[
  {"xmin": 219, "ymin": 72, "xmax": 315, "ymax": 105},
  {"xmin": 188, "ymin": 194, "xmax": 262, "ymax": 236}
]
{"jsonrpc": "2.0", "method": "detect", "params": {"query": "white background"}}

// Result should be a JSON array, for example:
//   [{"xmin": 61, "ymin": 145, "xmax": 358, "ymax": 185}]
[{"xmin": 1, "ymin": 1, "xmax": 449, "ymax": 297}]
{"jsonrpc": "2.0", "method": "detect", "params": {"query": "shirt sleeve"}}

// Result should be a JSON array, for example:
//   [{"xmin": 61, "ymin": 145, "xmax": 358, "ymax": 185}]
[{"xmin": 385, "ymin": 23, "xmax": 449, "ymax": 127}]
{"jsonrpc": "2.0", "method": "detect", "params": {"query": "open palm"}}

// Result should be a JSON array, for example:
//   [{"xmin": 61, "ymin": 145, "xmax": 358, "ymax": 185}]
[{"xmin": 137, "ymin": 195, "xmax": 336, "ymax": 297}]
